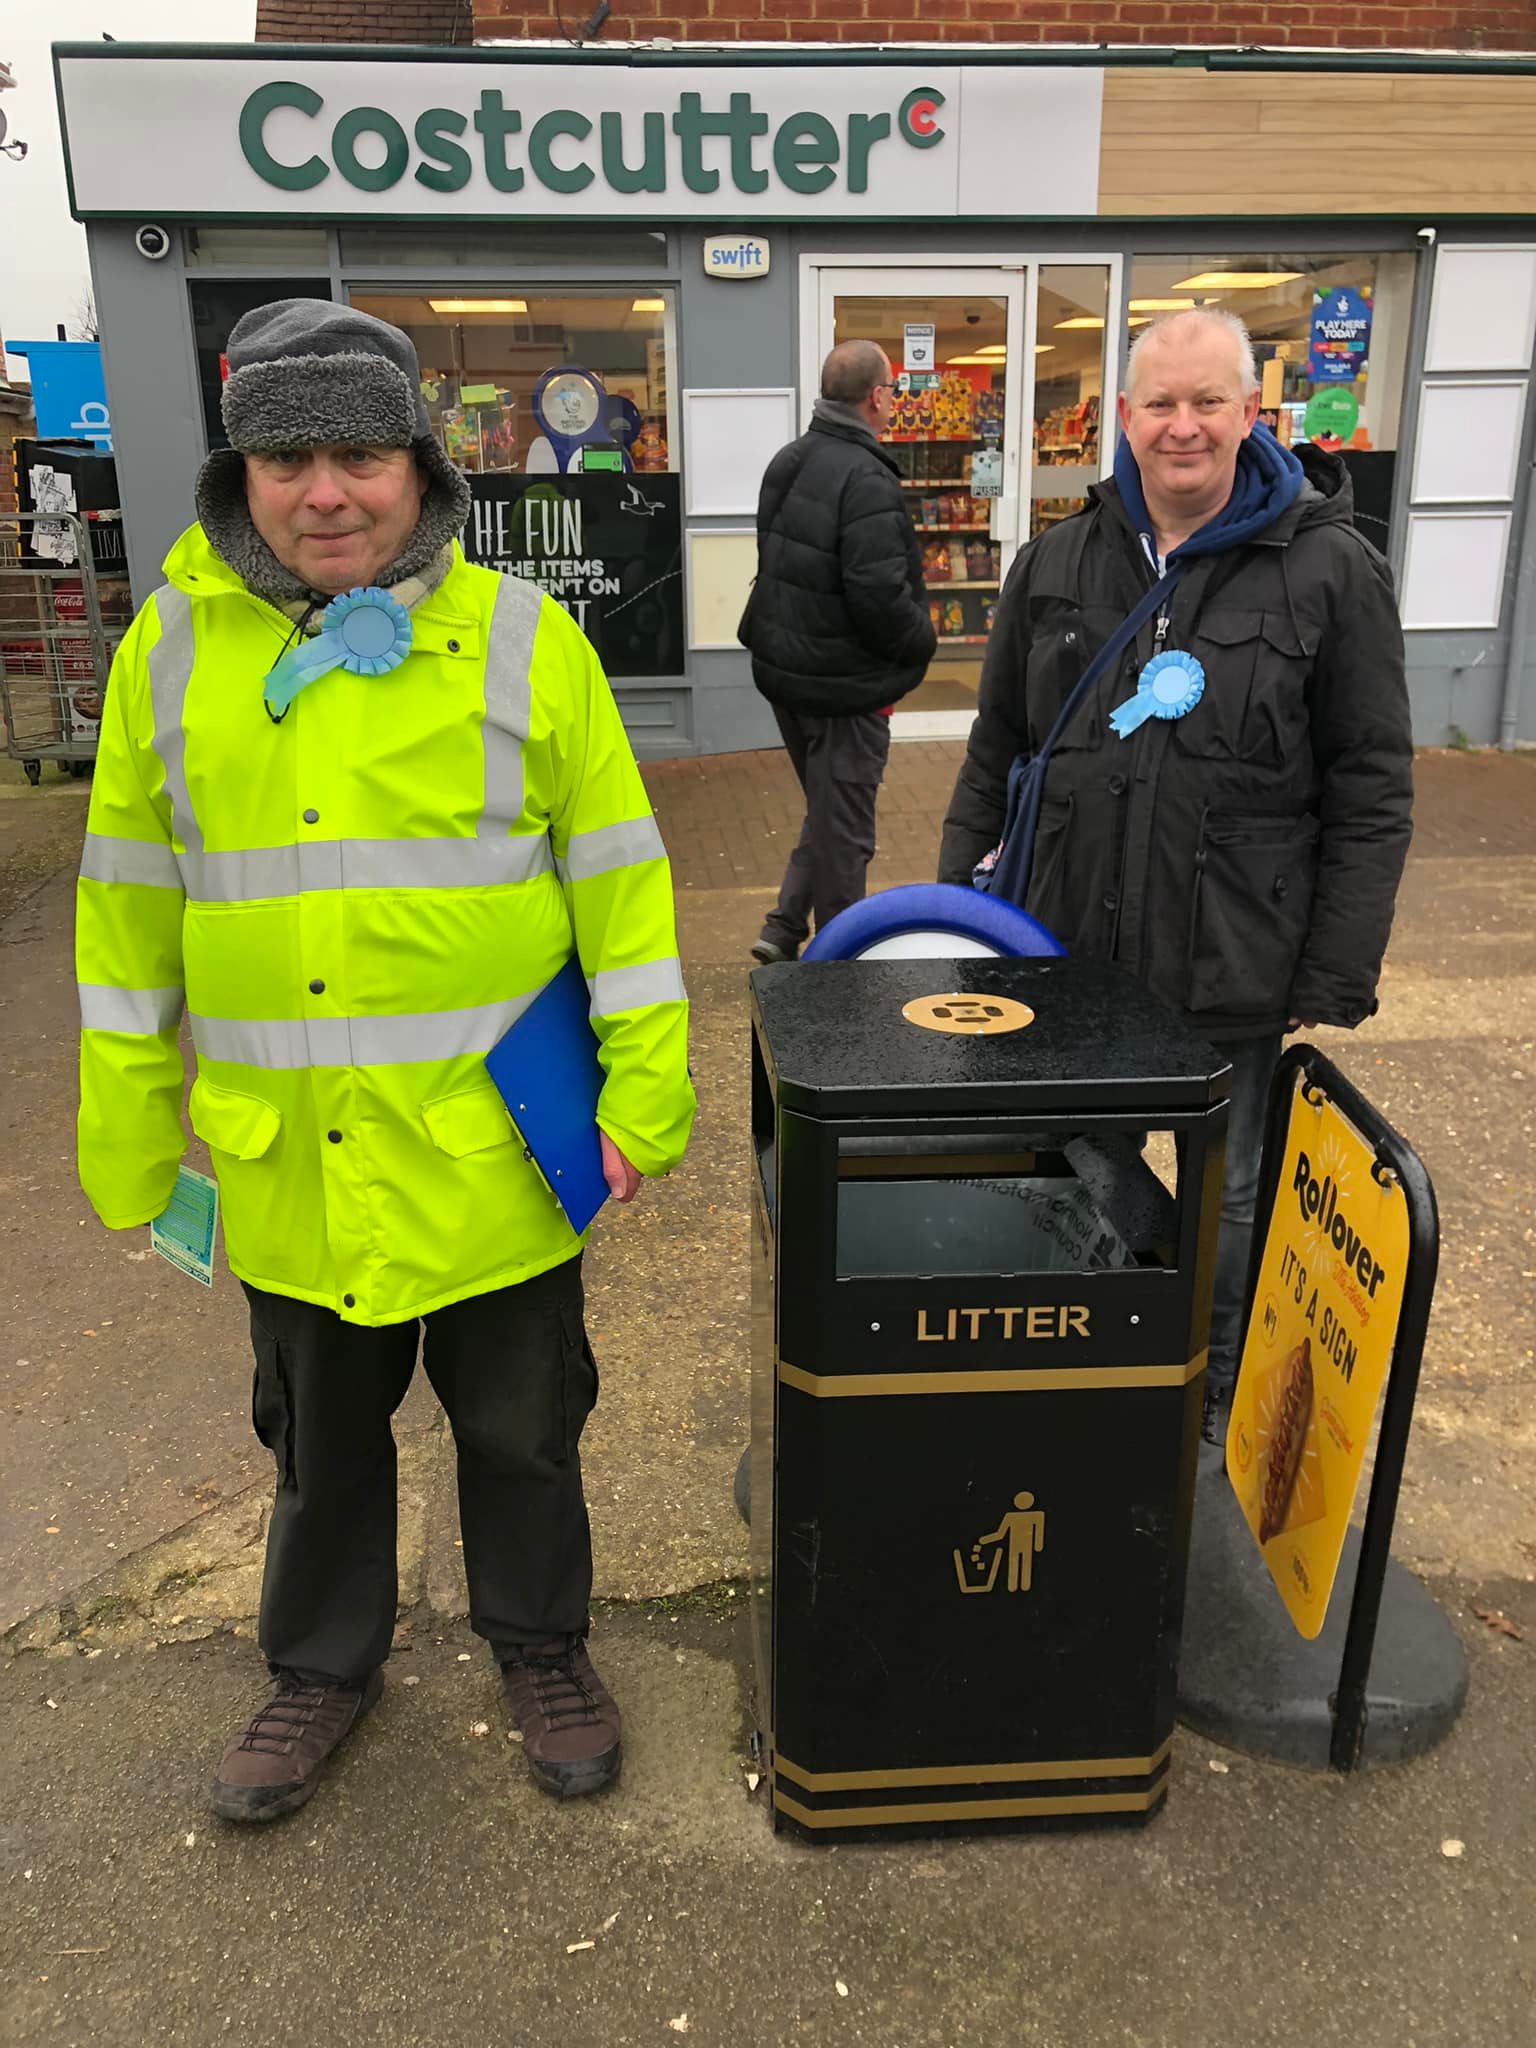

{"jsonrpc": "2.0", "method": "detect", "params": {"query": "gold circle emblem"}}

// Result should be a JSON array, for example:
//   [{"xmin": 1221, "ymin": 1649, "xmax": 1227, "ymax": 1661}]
[{"xmin": 901, "ymin": 993, "xmax": 1036, "ymax": 1036}]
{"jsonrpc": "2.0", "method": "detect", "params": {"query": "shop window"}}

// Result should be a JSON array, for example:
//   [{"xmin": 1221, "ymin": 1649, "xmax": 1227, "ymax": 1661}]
[
  {"xmin": 339, "ymin": 225, "xmax": 666, "ymax": 269},
  {"xmin": 349, "ymin": 288, "xmax": 675, "ymax": 477},
  {"xmin": 184, "ymin": 226, "xmax": 329, "ymax": 269},
  {"xmin": 1032, "ymin": 266, "xmax": 1108, "ymax": 541},
  {"xmin": 188, "ymin": 279, "xmax": 336, "ymax": 453},
  {"xmin": 349, "ymin": 289, "xmax": 683, "ymax": 682},
  {"xmin": 1124, "ymin": 253, "xmax": 1416, "ymax": 553}
]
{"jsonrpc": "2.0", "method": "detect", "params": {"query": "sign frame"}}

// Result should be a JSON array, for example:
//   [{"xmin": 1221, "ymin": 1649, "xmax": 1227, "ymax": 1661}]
[{"xmin": 1227, "ymin": 1045, "xmax": 1440, "ymax": 1771}]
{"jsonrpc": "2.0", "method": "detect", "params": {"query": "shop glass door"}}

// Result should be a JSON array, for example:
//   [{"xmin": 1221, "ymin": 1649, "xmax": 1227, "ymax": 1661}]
[
  {"xmin": 815, "ymin": 260, "xmax": 1119, "ymax": 733},
  {"xmin": 1031, "ymin": 265, "xmax": 1114, "ymax": 542},
  {"xmin": 817, "ymin": 267, "xmax": 1025, "ymax": 724}
]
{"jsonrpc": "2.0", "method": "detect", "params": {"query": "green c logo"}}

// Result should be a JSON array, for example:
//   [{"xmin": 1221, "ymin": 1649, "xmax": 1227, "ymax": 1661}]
[{"xmin": 898, "ymin": 87, "xmax": 947, "ymax": 150}]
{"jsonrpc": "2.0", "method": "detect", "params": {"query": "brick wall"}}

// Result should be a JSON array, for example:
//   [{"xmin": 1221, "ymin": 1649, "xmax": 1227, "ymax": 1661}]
[
  {"xmin": 473, "ymin": 0, "xmax": 1536, "ymax": 51},
  {"xmin": 257, "ymin": 0, "xmax": 473, "ymax": 41}
]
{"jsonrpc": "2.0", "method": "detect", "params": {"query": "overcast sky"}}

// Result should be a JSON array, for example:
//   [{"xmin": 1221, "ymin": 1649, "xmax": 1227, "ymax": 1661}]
[{"xmin": 2, "ymin": 0, "xmax": 258, "ymax": 381}]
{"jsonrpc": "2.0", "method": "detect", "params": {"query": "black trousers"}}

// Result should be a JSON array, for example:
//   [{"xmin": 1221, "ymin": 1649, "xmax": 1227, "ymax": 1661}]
[
  {"xmin": 760, "ymin": 705, "xmax": 891, "ymax": 951},
  {"xmin": 1206, "ymin": 1034, "xmax": 1284, "ymax": 1392},
  {"xmin": 243, "ymin": 1255, "xmax": 598, "ymax": 1686}
]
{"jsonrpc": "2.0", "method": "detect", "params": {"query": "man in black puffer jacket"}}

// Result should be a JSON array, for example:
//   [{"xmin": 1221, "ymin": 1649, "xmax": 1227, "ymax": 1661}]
[
  {"xmin": 741, "ymin": 339, "xmax": 936, "ymax": 964},
  {"xmin": 940, "ymin": 309, "xmax": 1412, "ymax": 1445}
]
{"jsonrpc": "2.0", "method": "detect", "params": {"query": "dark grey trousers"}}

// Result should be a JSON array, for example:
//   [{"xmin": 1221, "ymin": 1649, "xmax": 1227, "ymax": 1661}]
[
  {"xmin": 1207, "ymin": 1034, "xmax": 1284, "ymax": 1391},
  {"xmin": 244, "ymin": 1254, "xmax": 597, "ymax": 1685},
  {"xmin": 760, "ymin": 706, "xmax": 892, "ymax": 952}
]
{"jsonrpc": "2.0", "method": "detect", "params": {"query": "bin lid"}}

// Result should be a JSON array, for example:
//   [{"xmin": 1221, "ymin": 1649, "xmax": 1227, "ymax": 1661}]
[{"xmin": 752, "ymin": 958, "xmax": 1230, "ymax": 1118}]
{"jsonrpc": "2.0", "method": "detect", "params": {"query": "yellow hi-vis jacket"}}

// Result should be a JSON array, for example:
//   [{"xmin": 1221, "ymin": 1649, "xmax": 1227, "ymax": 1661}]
[{"xmin": 76, "ymin": 525, "xmax": 695, "ymax": 1325}]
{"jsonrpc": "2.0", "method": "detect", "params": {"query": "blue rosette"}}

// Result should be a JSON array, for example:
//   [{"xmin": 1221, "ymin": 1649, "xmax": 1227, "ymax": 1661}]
[
  {"xmin": 263, "ymin": 586, "xmax": 414, "ymax": 719},
  {"xmin": 1108, "ymin": 649, "xmax": 1206, "ymax": 740}
]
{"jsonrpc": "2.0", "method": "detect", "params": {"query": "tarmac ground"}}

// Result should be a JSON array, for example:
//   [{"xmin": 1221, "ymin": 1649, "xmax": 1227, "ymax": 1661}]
[{"xmin": 2, "ymin": 741, "xmax": 1533, "ymax": 2046}]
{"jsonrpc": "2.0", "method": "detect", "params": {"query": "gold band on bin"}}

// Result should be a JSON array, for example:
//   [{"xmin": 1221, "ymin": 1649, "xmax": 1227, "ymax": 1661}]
[
  {"xmin": 773, "ymin": 1736, "xmax": 1173, "ymax": 1794},
  {"xmin": 773, "ymin": 1779, "xmax": 1169, "ymax": 1830},
  {"xmin": 776, "ymin": 1354, "xmax": 1206, "ymax": 1399}
]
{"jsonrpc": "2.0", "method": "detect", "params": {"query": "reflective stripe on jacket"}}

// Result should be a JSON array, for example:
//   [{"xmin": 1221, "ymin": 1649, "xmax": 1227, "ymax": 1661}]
[{"xmin": 76, "ymin": 524, "xmax": 695, "ymax": 1324}]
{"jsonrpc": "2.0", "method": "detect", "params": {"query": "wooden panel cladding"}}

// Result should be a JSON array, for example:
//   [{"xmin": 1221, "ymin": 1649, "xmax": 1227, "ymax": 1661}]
[{"xmin": 1100, "ymin": 70, "xmax": 1536, "ymax": 216}]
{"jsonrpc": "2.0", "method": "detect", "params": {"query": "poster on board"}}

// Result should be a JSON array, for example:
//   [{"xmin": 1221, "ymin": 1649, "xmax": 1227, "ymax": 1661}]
[{"xmin": 463, "ymin": 472, "xmax": 685, "ymax": 678}]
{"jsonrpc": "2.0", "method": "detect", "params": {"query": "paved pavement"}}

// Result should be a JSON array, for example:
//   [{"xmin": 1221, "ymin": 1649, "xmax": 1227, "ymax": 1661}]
[{"xmin": 1, "ymin": 742, "xmax": 1533, "ymax": 2046}]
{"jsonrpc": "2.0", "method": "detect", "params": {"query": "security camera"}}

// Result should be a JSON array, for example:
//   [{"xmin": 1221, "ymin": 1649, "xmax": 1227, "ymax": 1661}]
[
  {"xmin": 1417, "ymin": 226, "xmax": 1437, "ymax": 245},
  {"xmin": 135, "ymin": 224, "xmax": 172, "ymax": 262}
]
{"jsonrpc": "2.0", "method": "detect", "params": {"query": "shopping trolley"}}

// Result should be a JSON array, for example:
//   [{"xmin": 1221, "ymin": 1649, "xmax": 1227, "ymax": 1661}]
[{"xmin": 1, "ymin": 510, "xmax": 133, "ymax": 785}]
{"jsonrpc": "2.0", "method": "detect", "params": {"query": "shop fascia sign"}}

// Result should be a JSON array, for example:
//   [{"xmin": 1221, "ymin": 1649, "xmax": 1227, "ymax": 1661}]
[
  {"xmin": 241, "ymin": 80, "xmax": 947, "ymax": 201},
  {"xmin": 54, "ymin": 54, "xmax": 1103, "ymax": 220}
]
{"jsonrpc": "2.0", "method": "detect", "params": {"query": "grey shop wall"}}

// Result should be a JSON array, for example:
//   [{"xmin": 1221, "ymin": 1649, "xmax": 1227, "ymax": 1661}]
[
  {"xmin": 670, "ymin": 228, "xmax": 793, "ymax": 760},
  {"xmin": 89, "ymin": 221, "xmax": 218, "ymax": 603}
]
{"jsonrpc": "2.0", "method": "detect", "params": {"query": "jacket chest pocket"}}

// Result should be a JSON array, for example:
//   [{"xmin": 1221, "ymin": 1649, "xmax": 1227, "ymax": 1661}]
[
  {"xmin": 1175, "ymin": 609, "xmax": 1316, "ymax": 765},
  {"xmin": 1026, "ymin": 615, "xmax": 1104, "ymax": 754}
]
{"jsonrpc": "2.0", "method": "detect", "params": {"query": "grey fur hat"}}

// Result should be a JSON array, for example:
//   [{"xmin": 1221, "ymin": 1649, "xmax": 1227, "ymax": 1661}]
[{"xmin": 195, "ymin": 299, "xmax": 472, "ymax": 601}]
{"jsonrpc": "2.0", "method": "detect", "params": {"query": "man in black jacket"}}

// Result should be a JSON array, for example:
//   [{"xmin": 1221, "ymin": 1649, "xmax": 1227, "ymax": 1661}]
[
  {"xmin": 939, "ymin": 309, "xmax": 1413, "ymax": 1442},
  {"xmin": 742, "ymin": 339, "xmax": 937, "ymax": 964}
]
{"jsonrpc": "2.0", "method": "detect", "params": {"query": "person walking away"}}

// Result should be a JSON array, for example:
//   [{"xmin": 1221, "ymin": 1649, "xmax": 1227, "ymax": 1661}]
[
  {"xmin": 76, "ymin": 301, "xmax": 696, "ymax": 1820},
  {"xmin": 741, "ymin": 338, "xmax": 937, "ymax": 964},
  {"xmin": 938, "ymin": 309, "xmax": 1412, "ymax": 1445}
]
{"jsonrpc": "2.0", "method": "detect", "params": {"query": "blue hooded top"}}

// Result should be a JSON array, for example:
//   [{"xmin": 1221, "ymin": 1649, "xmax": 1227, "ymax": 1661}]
[{"xmin": 1112, "ymin": 419, "xmax": 1305, "ymax": 562}]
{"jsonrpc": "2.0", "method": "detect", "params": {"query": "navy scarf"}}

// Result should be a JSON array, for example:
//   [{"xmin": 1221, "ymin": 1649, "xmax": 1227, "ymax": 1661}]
[{"xmin": 1112, "ymin": 419, "xmax": 1304, "ymax": 561}]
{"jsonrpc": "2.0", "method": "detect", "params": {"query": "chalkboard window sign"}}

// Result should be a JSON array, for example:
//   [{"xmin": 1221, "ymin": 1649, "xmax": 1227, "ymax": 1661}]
[{"xmin": 463, "ymin": 472, "xmax": 685, "ymax": 678}]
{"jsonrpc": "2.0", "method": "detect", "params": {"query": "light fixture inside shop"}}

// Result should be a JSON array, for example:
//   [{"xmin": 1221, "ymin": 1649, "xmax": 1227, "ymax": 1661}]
[
  {"xmin": 1171, "ymin": 272, "xmax": 1304, "ymax": 291},
  {"xmin": 1054, "ymin": 316, "xmax": 1105, "ymax": 330},
  {"xmin": 1128, "ymin": 297, "xmax": 1204, "ymax": 312},
  {"xmin": 428, "ymin": 298, "xmax": 527, "ymax": 314},
  {"xmin": 631, "ymin": 298, "xmax": 666, "ymax": 312},
  {"xmin": 945, "ymin": 355, "xmax": 1005, "ymax": 367}
]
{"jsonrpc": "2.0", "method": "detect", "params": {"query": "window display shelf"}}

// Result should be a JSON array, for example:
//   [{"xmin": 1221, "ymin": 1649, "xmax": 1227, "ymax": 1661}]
[
  {"xmin": 913, "ymin": 522, "xmax": 992, "ymax": 533},
  {"xmin": 936, "ymin": 634, "xmax": 990, "ymax": 646},
  {"xmin": 926, "ymin": 579, "xmax": 1000, "ymax": 591}
]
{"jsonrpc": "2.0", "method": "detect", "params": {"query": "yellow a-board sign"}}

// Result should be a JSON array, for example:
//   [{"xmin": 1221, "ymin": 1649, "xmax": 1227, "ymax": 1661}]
[{"xmin": 1226, "ymin": 1066, "xmax": 1411, "ymax": 1638}]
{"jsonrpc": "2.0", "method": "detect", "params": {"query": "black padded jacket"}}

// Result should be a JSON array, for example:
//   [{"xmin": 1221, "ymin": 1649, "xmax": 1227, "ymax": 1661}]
[
  {"xmin": 938, "ymin": 446, "xmax": 1414, "ymax": 1041},
  {"xmin": 740, "ymin": 413, "xmax": 937, "ymax": 717}
]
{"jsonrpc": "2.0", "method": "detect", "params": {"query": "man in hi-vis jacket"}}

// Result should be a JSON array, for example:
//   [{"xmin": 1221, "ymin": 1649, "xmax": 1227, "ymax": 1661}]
[{"xmin": 76, "ymin": 302, "xmax": 695, "ymax": 1821}]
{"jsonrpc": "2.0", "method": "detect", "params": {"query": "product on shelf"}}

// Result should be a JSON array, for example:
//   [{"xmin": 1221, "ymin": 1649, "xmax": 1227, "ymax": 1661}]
[
  {"xmin": 947, "ymin": 539, "xmax": 969, "ymax": 579},
  {"xmin": 975, "ymin": 386, "xmax": 1005, "ymax": 435},
  {"xmin": 440, "ymin": 407, "xmax": 481, "ymax": 470},
  {"xmin": 984, "ymin": 601, "xmax": 998, "ymax": 634},
  {"xmin": 631, "ymin": 416, "xmax": 668, "ymax": 471},
  {"xmin": 921, "ymin": 541, "xmax": 951, "ymax": 582},
  {"xmin": 928, "ymin": 599, "xmax": 944, "ymax": 636},
  {"xmin": 921, "ymin": 495, "xmax": 942, "ymax": 527},
  {"xmin": 933, "ymin": 372, "xmax": 975, "ymax": 440},
  {"xmin": 966, "ymin": 539, "xmax": 993, "ymax": 581},
  {"xmin": 942, "ymin": 598, "xmax": 967, "ymax": 637}
]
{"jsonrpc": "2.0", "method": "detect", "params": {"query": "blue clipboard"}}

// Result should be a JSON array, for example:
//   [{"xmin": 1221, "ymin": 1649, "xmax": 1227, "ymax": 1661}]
[{"xmin": 484, "ymin": 957, "xmax": 609, "ymax": 1234}]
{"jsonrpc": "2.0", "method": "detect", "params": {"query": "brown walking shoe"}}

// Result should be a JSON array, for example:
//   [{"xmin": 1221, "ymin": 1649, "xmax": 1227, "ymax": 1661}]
[
  {"xmin": 499, "ymin": 1638, "xmax": 621, "ymax": 1799},
  {"xmin": 209, "ymin": 1667, "xmax": 383, "ymax": 1824}
]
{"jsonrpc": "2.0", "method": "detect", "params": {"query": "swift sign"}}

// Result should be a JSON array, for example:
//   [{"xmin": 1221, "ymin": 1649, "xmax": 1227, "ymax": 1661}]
[{"xmin": 54, "ymin": 52, "xmax": 1103, "ymax": 220}]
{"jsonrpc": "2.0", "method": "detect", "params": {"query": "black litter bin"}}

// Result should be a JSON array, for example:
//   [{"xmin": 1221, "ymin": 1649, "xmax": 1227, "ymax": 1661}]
[{"xmin": 748, "ymin": 957, "xmax": 1230, "ymax": 1842}]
